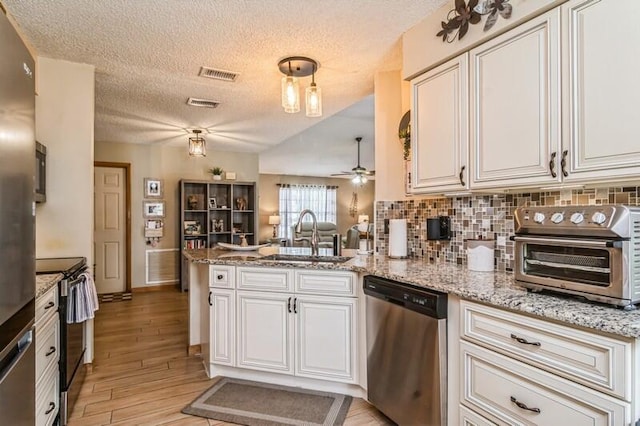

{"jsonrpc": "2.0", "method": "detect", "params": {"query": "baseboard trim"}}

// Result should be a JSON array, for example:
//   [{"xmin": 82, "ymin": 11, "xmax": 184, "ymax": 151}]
[
  {"xmin": 132, "ymin": 283, "xmax": 179, "ymax": 293},
  {"xmin": 188, "ymin": 344, "xmax": 202, "ymax": 356}
]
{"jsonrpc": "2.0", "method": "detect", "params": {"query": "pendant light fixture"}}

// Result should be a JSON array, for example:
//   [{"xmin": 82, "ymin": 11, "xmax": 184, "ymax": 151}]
[
  {"xmin": 305, "ymin": 64, "xmax": 322, "ymax": 117},
  {"xmin": 278, "ymin": 56, "xmax": 321, "ymax": 117},
  {"xmin": 188, "ymin": 129, "xmax": 206, "ymax": 157}
]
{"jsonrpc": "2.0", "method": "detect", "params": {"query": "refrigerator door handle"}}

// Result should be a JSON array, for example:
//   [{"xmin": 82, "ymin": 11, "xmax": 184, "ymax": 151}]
[{"xmin": 0, "ymin": 328, "xmax": 33, "ymax": 385}]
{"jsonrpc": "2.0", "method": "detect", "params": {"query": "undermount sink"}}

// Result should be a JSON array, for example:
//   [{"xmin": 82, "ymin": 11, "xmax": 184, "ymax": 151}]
[{"xmin": 260, "ymin": 254, "xmax": 351, "ymax": 263}]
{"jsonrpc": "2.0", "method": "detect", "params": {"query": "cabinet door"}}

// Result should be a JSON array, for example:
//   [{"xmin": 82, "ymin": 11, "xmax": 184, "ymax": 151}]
[
  {"xmin": 236, "ymin": 291, "xmax": 294, "ymax": 375},
  {"xmin": 411, "ymin": 54, "xmax": 469, "ymax": 193},
  {"xmin": 562, "ymin": 0, "xmax": 640, "ymax": 181},
  {"xmin": 470, "ymin": 9, "xmax": 561, "ymax": 189},
  {"xmin": 210, "ymin": 289, "xmax": 235, "ymax": 366},
  {"xmin": 294, "ymin": 296, "xmax": 357, "ymax": 383}
]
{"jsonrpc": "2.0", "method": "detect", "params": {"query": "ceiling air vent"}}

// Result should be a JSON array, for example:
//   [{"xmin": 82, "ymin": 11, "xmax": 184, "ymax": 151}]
[
  {"xmin": 187, "ymin": 98, "xmax": 220, "ymax": 109},
  {"xmin": 199, "ymin": 66, "xmax": 239, "ymax": 82}
]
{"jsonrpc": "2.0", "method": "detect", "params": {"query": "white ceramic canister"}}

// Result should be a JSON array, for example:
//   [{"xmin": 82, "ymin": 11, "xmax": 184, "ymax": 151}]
[{"xmin": 466, "ymin": 239, "xmax": 495, "ymax": 272}]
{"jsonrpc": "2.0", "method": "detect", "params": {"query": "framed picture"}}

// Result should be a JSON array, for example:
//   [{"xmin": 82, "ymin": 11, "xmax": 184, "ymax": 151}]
[
  {"xmin": 144, "ymin": 178, "xmax": 163, "ymax": 198},
  {"xmin": 208, "ymin": 197, "xmax": 217, "ymax": 209},
  {"xmin": 143, "ymin": 201, "xmax": 165, "ymax": 218},
  {"xmin": 184, "ymin": 220, "xmax": 202, "ymax": 235},
  {"xmin": 145, "ymin": 219, "xmax": 163, "ymax": 230}
]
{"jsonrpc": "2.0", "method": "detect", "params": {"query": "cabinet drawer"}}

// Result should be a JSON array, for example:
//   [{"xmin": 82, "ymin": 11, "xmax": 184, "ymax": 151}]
[
  {"xmin": 35, "ymin": 285, "xmax": 58, "ymax": 326},
  {"xmin": 35, "ymin": 314, "xmax": 59, "ymax": 385},
  {"xmin": 460, "ymin": 300, "xmax": 631, "ymax": 400},
  {"xmin": 461, "ymin": 341, "xmax": 630, "ymax": 426},
  {"xmin": 36, "ymin": 361, "xmax": 59, "ymax": 426},
  {"xmin": 237, "ymin": 267, "xmax": 292, "ymax": 292},
  {"xmin": 295, "ymin": 270, "xmax": 356, "ymax": 296},
  {"xmin": 460, "ymin": 404, "xmax": 497, "ymax": 426},
  {"xmin": 209, "ymin": 265, "xmax": 235, "ymax": 288}
]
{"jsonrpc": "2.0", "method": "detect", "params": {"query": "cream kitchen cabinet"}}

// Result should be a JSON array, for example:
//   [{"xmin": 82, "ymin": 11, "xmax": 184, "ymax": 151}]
[
  {"xmin": 560, "ymin": 0, "xmax": 640, "ymax": 182},
  {"xmin": 470, "ymin": 9, "xmax": 561, "ymax": 189},
  {"xmin": 411, "ymin": 54, "xmax": 469, "ymax": 193},
  {"xmin": 236, "ymin": 290, "xmax": 358, "ymax": 384},
  {"xmin": 35, "ymin": 284, "xmax": 59, "ymax": 426},
  {"xmin": 205, "ymin": 265, "xmax": 359, "ymax": 386},
  {"xmin": 458, "ymin": 300, "xmax": 634, "ymax": 425}
]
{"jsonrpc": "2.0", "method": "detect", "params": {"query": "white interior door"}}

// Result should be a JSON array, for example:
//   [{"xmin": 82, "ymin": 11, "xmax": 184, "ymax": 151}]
[{"xmin": 94, "ymin": 166, "xmax": 126, "ymax": 294}]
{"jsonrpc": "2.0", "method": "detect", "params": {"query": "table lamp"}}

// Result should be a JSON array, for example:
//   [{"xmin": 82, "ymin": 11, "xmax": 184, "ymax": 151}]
[{"xmin": 268, "ymin": 215, "xmax": 280, "ymax": 238}]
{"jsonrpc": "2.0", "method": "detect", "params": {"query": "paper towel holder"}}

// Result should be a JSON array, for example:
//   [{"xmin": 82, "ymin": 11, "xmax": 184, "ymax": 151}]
[{"xmin": 427, "ymin": 216, "xmax": 451, "ymax": 241}]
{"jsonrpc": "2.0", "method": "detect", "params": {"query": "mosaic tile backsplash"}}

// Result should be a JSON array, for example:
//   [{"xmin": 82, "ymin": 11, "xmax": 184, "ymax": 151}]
[{"xmin": 375, "ymin": 186, "xmax": 640, "ymax": 272}]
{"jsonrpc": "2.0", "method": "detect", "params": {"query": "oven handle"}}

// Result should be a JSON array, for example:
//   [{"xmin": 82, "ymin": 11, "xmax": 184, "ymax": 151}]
[{"xmin": 511, "ymin": 236, "xmax": 623, "ymax": 249}]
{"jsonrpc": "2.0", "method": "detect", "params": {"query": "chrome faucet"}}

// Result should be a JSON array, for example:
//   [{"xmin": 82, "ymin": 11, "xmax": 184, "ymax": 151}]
[{"xmin": 295, "ymin": 209, "xmax": 319, "ymax": 256}]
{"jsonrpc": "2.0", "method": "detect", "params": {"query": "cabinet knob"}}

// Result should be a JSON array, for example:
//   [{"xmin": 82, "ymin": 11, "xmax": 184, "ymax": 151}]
[{"xmin": 217, "ymin": 274, "xmax": 224, "ymax": 280}]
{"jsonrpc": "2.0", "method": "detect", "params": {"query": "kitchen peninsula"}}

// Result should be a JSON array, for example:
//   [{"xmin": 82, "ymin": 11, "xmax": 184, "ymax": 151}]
[{"xmin": 185, "ymin": 247, "xmax": 640, "ymax": 424}]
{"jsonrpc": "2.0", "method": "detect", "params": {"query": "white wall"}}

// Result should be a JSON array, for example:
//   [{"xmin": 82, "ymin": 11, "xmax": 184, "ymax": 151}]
[
  {"xmin": 374, "ymin": 70, "xmax": 410, "ymax": 202},
  {"xmin": 35, "ymin": 57, "xmax": 95, "ymax": 265}
]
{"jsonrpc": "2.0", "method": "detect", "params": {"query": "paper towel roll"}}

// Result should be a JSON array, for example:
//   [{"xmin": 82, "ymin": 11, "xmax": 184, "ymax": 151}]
[{"xmin": 388, "ymin": 219, "xmax": 407, "ymax": 258}]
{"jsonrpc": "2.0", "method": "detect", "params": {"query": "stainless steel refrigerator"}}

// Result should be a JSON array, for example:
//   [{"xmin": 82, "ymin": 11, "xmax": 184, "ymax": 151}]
[{"xmin": 0, "ymin": 10, "xmax": 36, "ymax": 426}]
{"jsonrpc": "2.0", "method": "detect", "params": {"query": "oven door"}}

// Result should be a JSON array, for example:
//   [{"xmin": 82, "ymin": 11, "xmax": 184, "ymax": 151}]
[{"xmin": 514, "ymin": 236, "xmax": 630, "ymax": 303}]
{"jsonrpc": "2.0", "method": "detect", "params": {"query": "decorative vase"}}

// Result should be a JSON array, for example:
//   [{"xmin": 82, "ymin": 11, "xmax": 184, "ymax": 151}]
[{"xmin": 212, "ymin": 175, "xmax": 222, "ymax": 181}]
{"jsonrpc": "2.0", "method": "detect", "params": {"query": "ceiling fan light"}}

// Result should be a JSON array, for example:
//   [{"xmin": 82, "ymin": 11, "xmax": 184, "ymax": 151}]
[
  {"xmin": 352, "ymin": 175, "xmax": 362, "ymax": 184},
  {"xmin": 305, "ymin": 82, "xmax": 322, "ymax": 117},
  {"xmin": 188, "ymin": 130, "xmax": 206, "ymax": 157},
  {"xmin": 281, "ymin": 75, "xmax": 300, "ymax": 113}
]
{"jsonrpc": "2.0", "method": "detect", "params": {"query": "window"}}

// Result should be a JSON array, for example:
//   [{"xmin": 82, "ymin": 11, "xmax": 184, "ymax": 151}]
[{"xmin": 278, "ymin": 184, "xmax": 337, "ymax": 241}]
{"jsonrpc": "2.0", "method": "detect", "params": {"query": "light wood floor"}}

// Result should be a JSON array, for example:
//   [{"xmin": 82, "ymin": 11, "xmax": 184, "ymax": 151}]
[{"xmin": 70, "ymin": 290, "xmax": 392, "ymax": 425}]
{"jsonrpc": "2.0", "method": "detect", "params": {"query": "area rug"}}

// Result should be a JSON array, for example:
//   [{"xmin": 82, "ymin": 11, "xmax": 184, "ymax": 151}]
[{"xmin": 182, "ymin": 377, "xmax": 352, "ymax": 426}]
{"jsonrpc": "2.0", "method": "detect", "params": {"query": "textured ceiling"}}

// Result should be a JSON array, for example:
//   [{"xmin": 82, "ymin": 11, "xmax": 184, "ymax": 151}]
[{"xmin": 4, "ymin": 0, "xmax": 446, "ymax": 173}]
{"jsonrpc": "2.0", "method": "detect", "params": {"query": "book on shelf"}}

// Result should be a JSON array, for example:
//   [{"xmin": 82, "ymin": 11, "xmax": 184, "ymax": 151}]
[{"xmin": 183, "ymin": 239, "xmax": 207, "ymax": 250}]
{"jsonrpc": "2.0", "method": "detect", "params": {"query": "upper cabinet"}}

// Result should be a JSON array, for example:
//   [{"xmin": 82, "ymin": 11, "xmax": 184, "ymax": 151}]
[
  {"xmin": 561, "ymin": 0, "xmax": 640, "ymax": 182},
  {"xmin": 470, "ymin": 9, "xmax": 561, "ymax": 189},
  {"xmin": 408, "ymin": 0, "xmax": 640, "ymax": 194},
  {"xmin": 411, "ymin": 55, "xmax": 469, "ymax": 193}
]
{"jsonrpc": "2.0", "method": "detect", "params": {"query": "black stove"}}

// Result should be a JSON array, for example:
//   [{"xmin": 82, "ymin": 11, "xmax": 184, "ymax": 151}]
[{"xmin": 36, "ymin": 257, "xmax": 86, "ymax": 278}]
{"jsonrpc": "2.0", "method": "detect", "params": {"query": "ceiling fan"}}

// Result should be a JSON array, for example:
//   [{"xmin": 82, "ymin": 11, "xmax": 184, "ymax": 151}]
[{"xmin": 331, "ymin": 137, "xmax": 375, "ymax": 184}]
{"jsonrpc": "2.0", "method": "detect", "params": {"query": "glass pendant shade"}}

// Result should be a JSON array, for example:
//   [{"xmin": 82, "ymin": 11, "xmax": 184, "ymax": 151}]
[
  {"xmin": 281, "ymin": 76, "xmax": 300, "ymax": 113},
  {"xmin": 188, "ymin": 132, "xmax": 206, "ymax": 157},
  {"xmin": 305, "ymin": 83, "xmax": 322, "ymax": 117},
  {"xmin": 352, "ymin": 174, "xmax": 367, "ymax": 184}
]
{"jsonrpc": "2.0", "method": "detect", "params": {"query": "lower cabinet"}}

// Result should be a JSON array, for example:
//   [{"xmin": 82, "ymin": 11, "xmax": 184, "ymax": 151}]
[
  {"xmin": 459, "ymin": 300, "xmax": 633, "ymax": 425},
  {"xmin": 35, "ymin": 284, "xmax": 60, "ymax": 426},
  {"xmin": 236, "ymin": 290, "xmax": 358, "ymax": 384},
  {"xmin": 205, "ymin": 266, "xmax": 359, "ymax": 386}
]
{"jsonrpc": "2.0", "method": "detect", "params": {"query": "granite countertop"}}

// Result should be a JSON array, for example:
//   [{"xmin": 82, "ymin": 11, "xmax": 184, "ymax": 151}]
[
  {"xmin": 36, "ymin": 273, "xmax": 62, "ymax": 298},
  {"xmin": 184, "ymin": 247, "xmax": 640, "ymax": 338}
]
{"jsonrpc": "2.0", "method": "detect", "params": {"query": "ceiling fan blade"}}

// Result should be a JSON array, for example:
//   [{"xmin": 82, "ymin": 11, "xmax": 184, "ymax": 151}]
[
  {"xmin": 330, "ymin": 172, "xmax": 353, "ymax": 176},
  {"xmin": 362, "ymin": 170, "xmax": 375, "ymax": 175}
]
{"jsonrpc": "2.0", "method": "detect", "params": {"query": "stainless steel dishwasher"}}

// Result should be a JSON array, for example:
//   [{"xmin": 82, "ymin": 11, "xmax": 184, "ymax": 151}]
[{"xmin": 364, "ymin": 275, "xmax": 447, "ymax": 426}]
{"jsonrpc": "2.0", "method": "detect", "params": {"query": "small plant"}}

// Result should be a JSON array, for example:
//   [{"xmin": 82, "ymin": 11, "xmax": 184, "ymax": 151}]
[
  {"xmin": 398, "ymin": 126, "xmax": 411, "ymax": 161},
  {"xmin": 209, "ymin": 166, "xmax": 224, "ymax": 176}
]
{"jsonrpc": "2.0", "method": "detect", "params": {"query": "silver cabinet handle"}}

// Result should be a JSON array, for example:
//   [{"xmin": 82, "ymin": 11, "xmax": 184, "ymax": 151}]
[
  {"xmin": 510, "ymin": 334, "xmax": 541, "ymax": 347},
  {"xmin": 510, "ymin": 396, "xmax": 541, "ymax": 413},
  {"xmin": 548, "ymin": 151, "xmax": 557, "ymax": 178}
]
